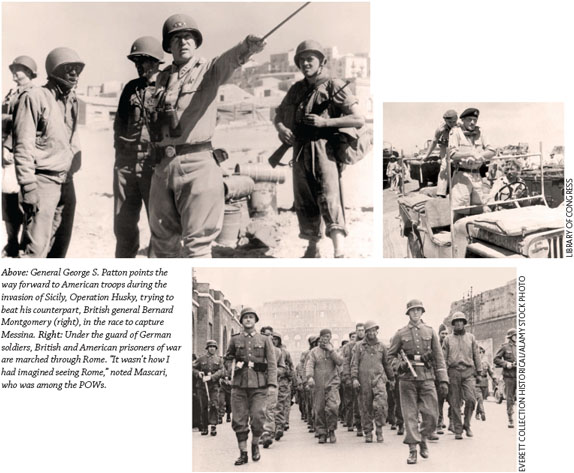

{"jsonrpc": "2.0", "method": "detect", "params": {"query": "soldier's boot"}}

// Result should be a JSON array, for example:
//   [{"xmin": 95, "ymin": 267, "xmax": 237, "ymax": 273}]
[
  {"xmin": 285, "ymin": 423, "xmax": 289, "ymax": 431},
  {"xmin": 234, "ymin": 451, "xmax": 248, "ymax": 466},
  {"xmin": 508, "ymin": 414, "xmax": 514, "ymax": 428},
  {"xmin": 407, "ymin": 445, "xmax": 418, "ymax": 465},
  {"xmin": 475, "ymin": 411, "xmax": 481, "ymax": 420},
  {"xmin": 397, "ymin": 424, "xmax": 404, "ymax": 436},
  {"xmin": 365, "ymin": 432, "xmax": 373, "ymax": 443},
  {"xmin": 303, "ymin": 242, "xmax": 320, "ymax": 258},
  {"xmin": 376, "ymin": 428, "xmax": 384, "ymax": 443},
  {"xmin": 329, "ymin": 430, "xmax": 337, "ymax": 443},
  {"xmin": 436, "ymin": 426, "xmax": 444, "ymax": 435},
  {"xmin": 419, "ymin": 438, "xmax": 429, "ymax": 459},
  {"xmin": 481, "ymin": 412, "xmax": 486, "ymax": 421},
  {"xmin": 356, "ymin": 430, "xmax": 363, "ymax": 437},
  {"xmin": 464, "ymin": 426, "xmax": 473, "ymax": 437},
  {"xmin": 274, "ymin": 430, "xmax": 284, "ymax": 441},
  {"xmin": 211, "ymin": 425, "xmax": 217, "ymax": 436},
  {"xmin": 261, "ymin": 433, "xmax": 273, "ymax": 449},
  {"xmin": 427, "ymin": 431, "xmax": 439, "ymax": 441},
  {"xmin": 347, "ymin": 425, "xmax": 354, "ymax": 432},
  {"xmin": 201, "ymin": 427, "xmax": 209, "ymax": 435},
  {"xmin": 390, "ymin": 424, "xmax": 397, "ymax": 431},
  {"xmin": 318, "ymin": 435, "xmax": 326, "ymax": 444},
  {"xmin": 251, "ymin": 444, "xmax": 261, "ymax": 462},
  {"xmin": 227, "ymin": 413, "xmax": 231, "ymax": 423}
]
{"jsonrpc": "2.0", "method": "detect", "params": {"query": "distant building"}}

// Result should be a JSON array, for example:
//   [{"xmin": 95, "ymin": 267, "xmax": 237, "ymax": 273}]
[
  {"xmin": 77, "ymin": 95, "xmax": 118, "ymax": 127},
  {"xmin": 258, "ymin": 299, "xmax": 355, "ymax": 361},
  {"xmin": 333, "ymin": 54, "xmax": 369, "ymax": 79},
  {"xmin": 192, "ymin": 280, "xmax": 242, "ymax": 357},
  {"xmin": 270, "ymin": 50, "xmax": 298, "ymax": 73},
  {"xmin": 217, "ymin": 84, "xmax": 254, "ymax": 104}
]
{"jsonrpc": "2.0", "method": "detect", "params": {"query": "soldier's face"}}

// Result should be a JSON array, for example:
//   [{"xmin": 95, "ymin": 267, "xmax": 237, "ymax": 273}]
[
  {"xmin": 453, "ymin": 320, "xmax": 465, "ymax": 330},
  {"xmin": 510, "ymin": 334, "xmax": 517, "ymax": 343},
  {"xmin": 134, "ymin": 57, "xmax": 160, "ymax": 81},
  {"xmin": 319, "ymin": 334, "xmax": 331, "ymax": 346},
  {"xmin": 366, "ymin": 328, "xmax": 378, "ymax": 340},
  {"xmin": 298, "ymin": 52, "xmax": 322, "ymax": 77},
  {"xmin": 207, "ymin": 346, "xmax": 217, "ymax": 355},
  {"xmin": 407, "ymin": 308, "xmax": 423, "ymax": 324},
  {"xmin": 444, "ymin": 116, "xmax": 458, "ymax": 128},
  {"xmin": 272, "ymin": 337, "xmax": 280, "ymax": 347},
  {"xmin": 462, "ymin": 116, "xmax": 478, "ymax": 131},
  {"xmin": 10, "ymin": 65, "xmax": 32, "ymax": 87},
  {"xmin": 356, "ymin": 326, "xmax": 365, "ymax": 340},
  {"xmin": 171, "ymin": 32, "xmax": 197, "ymax": 64},
  {"xmin": 241, "ymin": 313, "xmax": 256, "ymax": 329},
  {"xmin": 439, "ymin": 329, "xmax": 448, "ymax": 341},
  {"xmin": 350, "ymin": 334, "xmax": 356, "ymax": 342}
]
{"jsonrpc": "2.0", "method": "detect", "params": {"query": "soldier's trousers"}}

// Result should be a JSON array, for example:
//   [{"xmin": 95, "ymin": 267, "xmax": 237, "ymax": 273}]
[
  {"xmin": 46, "ymin": 179, "xmax": 76, "ymax": 258},
  {"xmin": 2, "ymin": 191, "xmax": 23, "ymax": 256},
  {"xmin": 435, "ymin": 379, "xmax": 447, "ymax": 427},
  {"xmin": 198, "ymin": 382, "xmax": 220, "ymax": 430},
  {"xmin": 504, "ymin": 377, "xmax": 516, "ymax": 416},
  {"xmin": 399, "ymin": 379, "xmax": 438, "ymax": 445},
  {"xmin": 306, "ymin": 388, "xmax": 314, "ymax": 427},
  {"xmin": 394, "ymin": 378, "xmax": 403, "ymax": 426},
  {"xmin": 359, "ymin": 376, "xmax": 388, "ymax": 434},
  {"xmin": 448, "ymin": 367, "xmax": 476, "ymax": 434},
  {"xmin": 113, "ymin": 153, "xmax": 153, "ymax": 258},
  {"xmin": 231, "ymin": 387, "xmax": 267, "ymax": 442},
  {"xmin": 293, "ymin": 141, "xmax": 347, "ymax": 241},
  {"xmin": 436, "ymin": 152, "xmax": 449, "ymax": 196},
  {"xmin": 263, "ymin": 385, "xmax": 279, "ymax": 436},
  {"xmin": 343, "ymin": 382, "xmax": 355, "ymax": 427},
  {"xmin": 274, "ymin": 378, "xmax": 290, "ymax": 432},
  {"xmin": 313, "ymin": 385, "xmax": 340, "ymax": 436},
  {"xmin": 474, "ymin": 384, "xmax": 485, "ymax": 417},
  {"xmin": 218, "ymin": 382, "xmax": 231, "ymax": 418},
  {"xmin": 387, "ymin": 381, "xmax": 396, "ymax": 425},
  {"xmin": 149, "ymin": 151, "xmax": 224, "ymax": 258}
]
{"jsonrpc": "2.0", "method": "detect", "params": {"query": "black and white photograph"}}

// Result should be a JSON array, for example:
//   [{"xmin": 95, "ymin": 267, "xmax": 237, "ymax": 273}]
[
  {"xmin": 383, "ymin": 103, "xmax": 564, "ymax": 258},
  {"xmin": 192, "ymin": 267, "xmax": 517, "ymax": 471},
  {"xmin": 2, "ymin": 2, "xmax": 372, "ymax": 259}
]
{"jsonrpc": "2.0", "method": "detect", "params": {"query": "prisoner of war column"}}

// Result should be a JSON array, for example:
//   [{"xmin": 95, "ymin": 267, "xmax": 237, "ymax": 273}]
[
  {"xmin": 193, "ymin": 339, "xmax": 224, "ymax": 436},
  {"xmin": 442, "ymin": 311, "xmax": 481, "ymax": 439},
  {"xmin": 350, "ymin": 320, "xmax": 394, "ymax": 443},
  {"xmin": 389, "ymin": 299, "xmax": 449, "ymax": 465},
  {"xmin": 494, "ymin": 328, "xmax": 517, "ymax": 428},
  {"xmin": 225, "ymin": 308, "xmax": 277, "ymax": 466},
  {"xmin": 148, "ymin": 14, "xmax": 265, "ymax": 257},
  {"xmin": 305, "ymin": 328, "xmax": 343, "ymax": 444},
  {"xmin": 113, "ymin": 36, "xmax": 164, "ymax": 258}
]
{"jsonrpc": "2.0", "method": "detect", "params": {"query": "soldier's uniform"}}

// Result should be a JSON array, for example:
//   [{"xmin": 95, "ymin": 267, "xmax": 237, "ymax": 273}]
[
  {"xmin": 388, "ymin": 300, "xmax": 448, "ymax": 464},
  {"xmin": 351, "ymin": 329, "xmax": 394, "ymax": 441},
  {"xmin": 474, "ymin": 350, "xmax": 494, "ymax": 420},
  {"xmin": 113, "ymin": 37, "xmax": 163, "ymax": 258},
  {"xmin": 342, "ymin": 335, "xmax": 364, "ymax": 433},
  {"xmin": 430, "ymin": 110, "xmax": 458, "ymax": 196},
  {"xmin": 149, "ymin": 15, "xmax": 264, "ymax": 257},
  {"xmin": 218, "ymin": 377, "xmax": 232, "ymax": 423},
  {"xmin": 274, "ymin": 337, "xmax": 293, "ymax": 438},
  {"xmin": 193, "ymin": 341, "xmax": 224, "ymax": 435},
  {"xmin": 494, "ymin": 329, "xmax": 517, "ymax": 427},
  {"xmin": 225, "ymin": 307, "xmax": 277, "ymax": 465},
  {"xmin": 305, "ymin": 333, "xmax": 343, "ymax": 441},
  {"xmin": 261, "ymin": 341, "xmax": 284, "ymax": 446},
  {"xmin": 13, "ymin": 48, "xmax": 83, "ymax": 258},
  {"xmin": 442, "ymin": 312, "xmax": 481, "ymax": 438}
]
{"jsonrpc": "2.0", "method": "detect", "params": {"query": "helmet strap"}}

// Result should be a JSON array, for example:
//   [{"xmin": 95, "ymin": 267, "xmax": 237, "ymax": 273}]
[{"xmin": 48, "ymin": 76, "xmax": 75, "ymax": 95}]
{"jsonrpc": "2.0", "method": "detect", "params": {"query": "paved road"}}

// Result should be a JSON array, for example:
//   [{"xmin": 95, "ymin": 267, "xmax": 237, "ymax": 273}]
[{"xmin": 193, "ymin": 399, "xmax": 516, "ymax": 472}]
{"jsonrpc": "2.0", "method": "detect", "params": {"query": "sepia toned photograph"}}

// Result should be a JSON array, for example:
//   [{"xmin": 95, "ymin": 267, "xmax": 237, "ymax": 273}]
[
  {"xmin": 192, "ymin": 267, "xmax": 517, "ymax": 471},
  {"xmin": 383, "ymin": 103, "xmax": 564, "ymax": 258},
  {"xmin": 2, "ymin": 2, "xmax": 372, "ymax": 259}
]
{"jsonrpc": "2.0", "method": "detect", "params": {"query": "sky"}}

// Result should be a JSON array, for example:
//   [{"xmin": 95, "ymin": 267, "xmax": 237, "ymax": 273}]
[
  {"xmin": 2, "ymin": 2, "xmax": 370, "ymax": 92},
  {"xmin": 194, "ymin": 267, "xmax": 516, "ymax": 340},
  {"xmin": 383, "ymin": 102, "xmax": 564, "ymax": 157}
]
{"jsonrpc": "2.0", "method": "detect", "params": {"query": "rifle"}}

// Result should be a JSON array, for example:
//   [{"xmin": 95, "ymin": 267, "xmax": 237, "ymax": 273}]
[
  {"xmin": 268, "ymin": 80, "xmax": 352, "ymax": 168},
  {"xmin": 203, "ymin": 377, "xmax": 211, "ymax": 403},
  {"xmin": 399, "ymin": 349, "xmax": 418, "ymax": 378}
]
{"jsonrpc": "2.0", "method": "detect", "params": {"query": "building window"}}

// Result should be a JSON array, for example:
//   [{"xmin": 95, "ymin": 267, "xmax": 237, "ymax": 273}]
[
  {"xmin": 209, "ymin": 322, "xmax": 213, "ymax": 340},
  {"xmin": 220, "ymin": 95, "xmax": 225, "ymax": 102}
]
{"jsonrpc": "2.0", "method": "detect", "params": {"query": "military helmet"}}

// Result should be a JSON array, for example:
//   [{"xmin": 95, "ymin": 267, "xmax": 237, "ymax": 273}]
[
  {"xmin": 45, "ymin": 47, "xmax": 85, "ymax": 77},
  {"xmin": 405, "ymin": 299, "xmax": 425, "ymax": 315},
  {"xmin": 507, "ymin": 328, "xmax": 517, "ymax": 338},
  {"xmin": 364, "ymin": 320, "xmax": 379, "ymax": 332},
  {"xmin": 205, "ymin": 339, "xmax": 218, "ymax": 349},
  {"xmin": 239, "ymin": 307, "xmax": 259, "ymax": 323},
  {"xmin": 308, "ymin": 335, "xmax": 318, "ymax": 346},
  {"xmin": 294, "ymin": 40, "xmax": 326, "ymax": 67},
  {"xmin": 128, "ymin": 36, "xmax": 164, "ymax": 63},
  {"xmin": 272, "ymin": 332, "xmax": 282, "ymax": 344},
  {"xmin": 162, "ymin": 13, "xmax": 203, "ymax": 53},
  {"xmin": 9, "ymin": 56, "xmax": 38, "ymax": 78},
  {"xmin": 451, "ymin": 311, "xmax": 468, "ymax": 325}
]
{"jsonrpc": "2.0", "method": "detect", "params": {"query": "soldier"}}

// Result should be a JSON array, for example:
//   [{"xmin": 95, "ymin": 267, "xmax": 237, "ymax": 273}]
[
  {"xmin": 148, "ymin": 14, "xmax": 265, "ymax": 257},
  {"xmin": 297, "ymin": 335, "xmax": 318, "ymax": 430},
  {"xmin": 13, "ymin": 47, "xmax": 84, "ymax": 258},
  {"xmin": 494, "ymin": 328, "xmax": 517, "ymax": 428},
  {"xmin": 272, "ymin": 332, "xmax": 293, "ymax": 441},
  {"xmin": 442, "ymin": 312, "xmax": 481, "ymax": 439},
  {"xmin": 351, "ymin": 320, "xmax": 394, "ymax": 443},
  {"xmin": 218, "ymin": 374, "xmax": 232, "ymax": 424},
  {"xmin": 422, "ymin": 109, "xmax": 459, "ymax": 197},
  {"xmin": 306, "ymin": 329, "xmax": 343, "ymax": 443},
  {"xmin": 2, "ymin": 56, "xmax": 37, "ymax": 257},
  {"xmin": 474, "ymin": 346, "xmax": 495, "ymax": 421},
  {"xmin": 225, "ymin": 308, "xmax": 277, "ymax": 466},
  {"xmin": 113, "ymin": 37, "xmax": 164, "ymax": 258},
  {"xmin": 274, "ymin": 40, "xmax": 365, "ymax": 258},
  {"xmin": 342, "ymin": 323, "xmax": 365, "ymax": 436},
  {"xmin": 259, "ymin": 326, "xmax": 283, "ymax": 449},
  {"xmin": 389, "ymin": 299, "xmax": 449, "ymax": 465},
  {"xmin": 436, "ymin": 323, "xmax": 449, "ymax": 434},
  {"xmin": 193, "ymin": 340, "xmax": 224, "ymax": 436}
]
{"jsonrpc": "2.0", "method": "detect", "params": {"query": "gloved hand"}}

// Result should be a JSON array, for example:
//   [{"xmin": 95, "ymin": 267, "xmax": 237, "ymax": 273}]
[
  {"xmin": 203, "ymin": 375, "xmax": 212, "ymax": 382},
  {"xmin": 245, "ymin": 35, "xmax": 266, "ymax": 55},
  {"xmin": 352, "ymin": 379, "xmax": 360, "ymax": 390},
  {"xmin": 439, "ymin": 382, "xmax": 449, "ymax": 398},
  {"xmin": 21, "ymin": 188, "xmax": 39, "ymax": 216},
  {"xmin": 307, "ymin": 377, "xmax": 315, "ymax": 388}
]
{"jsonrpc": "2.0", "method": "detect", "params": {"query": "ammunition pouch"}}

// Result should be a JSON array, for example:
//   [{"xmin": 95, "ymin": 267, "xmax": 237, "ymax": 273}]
[{"xmin": 253, "ymin": 362, "xmax": 268, "ymax": 373}]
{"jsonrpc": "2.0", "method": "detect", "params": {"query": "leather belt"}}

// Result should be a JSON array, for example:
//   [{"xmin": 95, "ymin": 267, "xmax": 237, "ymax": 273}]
[
  {"xmin": 159, "ymin": 142, "xmax": 212, "ymax": 159},
  {"xmin": 35, "ymin": 169, "xmax": 67, "ymax": 179},
  {"xmin": 456, "ymin": 166, "xmax": 481, "ymax": 173}
]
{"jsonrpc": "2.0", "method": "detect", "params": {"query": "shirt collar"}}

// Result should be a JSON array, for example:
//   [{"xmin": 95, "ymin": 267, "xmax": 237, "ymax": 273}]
[{"xmin": 408, "ymin": 320, "xmax": 424, "ymax": 329}]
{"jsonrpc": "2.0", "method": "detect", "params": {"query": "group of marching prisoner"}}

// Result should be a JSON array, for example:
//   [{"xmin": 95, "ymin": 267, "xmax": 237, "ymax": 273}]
[
  {"xmin": 2, "ymin": 10, "xmax": 363, "ymax": 259},
  {"xmin": 192, "ymin": 302, "xmax": 517, "ymax": 466}
]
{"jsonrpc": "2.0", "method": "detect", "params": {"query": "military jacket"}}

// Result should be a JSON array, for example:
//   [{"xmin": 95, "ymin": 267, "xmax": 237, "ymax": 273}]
[
  {"xmin": 225, "ymin": 330, "xmax": 277, "ymax": 388},
  {"xmin": 476, "ymin": 358, "xmax": 494, "ymax": 387},
  {"xmin": 448, "ymin": 126, "xmax": 495, "ymax": 164},
  {"xmin": 388, "ymin": 320, "xmax": 448, "ymax": 383},
  {"xmin": 305, "ymin": 346, "xmax": 343, "ymax": 389},
  {"xmin": 342, "ymin": 339, "xmax": 360, "ymax": 381},
  {"xmin": 280, "ymin": 347, "xmax": 293, "ymax": 381},
  {"xmin": 193, "ymin": 352, "xmax": 224, "ymax": 386},
  {"xmin": 350, "ymin": 339, "xmax": 394, "ymax": 383},
  {"xmin": 494, "ymin": 341, "xmax": 516, "ymax": 379},
  {"xmin": 296, "ymin": 350, "xmax": 309, "ymax": 385},
  {"xmin": 443, "ymin": 332, "xmax": 481, "ymax": 372}
]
